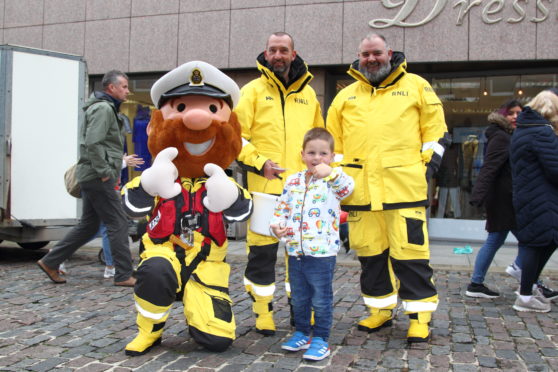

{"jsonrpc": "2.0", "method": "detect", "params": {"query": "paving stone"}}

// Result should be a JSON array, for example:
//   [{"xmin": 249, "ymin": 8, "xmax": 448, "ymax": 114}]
[
  {"xmin": 495, "ymin": 349, "xmax": 518, "ymax": 360},
  {"xmin": 165, "ymin": 356, "xmax": 198, "ymax": 370},
  {"xmin": 478, "ymin": 356, "xmax": 497, "ymax": 368},
  {"xmin": 452, "ymin": 333, "xmax": 473, "ymax": 343},
  {"xmin": 26, "ymin": 357, "xmax": 69, "ymax": 372},
  {"xmin": 453, "ymin": 343, "xmax": 474, "ymax": 352},
  {"xmin": 452, "ymin": 364, "xmax": 479, "ymax": 372},
  {"xmin": 527, "ymin": 365, "xmax": 551, "ymax": 372},
  {"xmin": 518, "ymin": 351, "xmax": 544, "ymax": 364}
]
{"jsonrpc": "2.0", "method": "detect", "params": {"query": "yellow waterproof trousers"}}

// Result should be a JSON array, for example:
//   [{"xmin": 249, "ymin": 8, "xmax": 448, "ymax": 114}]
[
  {"xmin": 348, "ymin": 207, "xmax": 438, "ymax": 313},
  {"xmin": 133, "ymin": 241, "xmax": 235, "ymax": 352}
]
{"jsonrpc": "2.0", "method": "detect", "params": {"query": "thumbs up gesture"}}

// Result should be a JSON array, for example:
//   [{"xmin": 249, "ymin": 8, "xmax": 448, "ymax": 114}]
[
  {"xmin": 203, "ymin": 163, "xmax": 238, "ymax": 213},
  {"xmin": 140, "ymin": 147, "xmax": 182, "ymax": 199}
]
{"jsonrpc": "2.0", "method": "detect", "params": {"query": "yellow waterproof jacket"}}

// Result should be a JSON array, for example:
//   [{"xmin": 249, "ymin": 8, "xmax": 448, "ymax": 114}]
[
  {"xmin": 327, "ymin": 52, "xmax": 448, "ymax": 211},
  {"xmin": 235, "ymin": 54, "xmax": 324, "ymax": 195}
]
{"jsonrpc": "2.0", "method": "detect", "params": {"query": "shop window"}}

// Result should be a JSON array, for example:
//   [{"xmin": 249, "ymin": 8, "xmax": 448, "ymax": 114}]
[{"xmin": 432, "ymin": 74, "xmax": 558, "ymax": 221}]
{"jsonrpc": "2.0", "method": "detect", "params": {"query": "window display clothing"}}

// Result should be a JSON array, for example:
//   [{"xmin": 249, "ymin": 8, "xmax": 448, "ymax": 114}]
[
  {"xmin": 435, "ymin": 143, "xmax": 460, "ymax": 218},
  {"xmin": 132, "ymin": 105, "xmax": 151, "ymax": 171}
]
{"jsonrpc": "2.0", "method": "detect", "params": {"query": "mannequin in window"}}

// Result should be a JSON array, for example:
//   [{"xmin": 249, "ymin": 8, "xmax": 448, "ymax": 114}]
[{"xmin": 435, "ymin": 142, "xmax": 460, "ymax": 218}]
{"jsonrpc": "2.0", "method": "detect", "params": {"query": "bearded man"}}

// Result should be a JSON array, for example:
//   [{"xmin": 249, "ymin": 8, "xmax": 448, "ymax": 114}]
[
  {"xmin": 234, "ymin": 32, "xmax": 324, "ymax": 336},
  {"xmin": 326, "ymin": 33, "xmax": 450, "ymax": 343}
]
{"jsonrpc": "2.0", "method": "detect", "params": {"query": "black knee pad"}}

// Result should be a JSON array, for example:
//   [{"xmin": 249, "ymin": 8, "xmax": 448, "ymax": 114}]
[
  {"xmin": 135, "ymin": 257, "xmax": 179, "ymax": 307},
  {"xmin": 358, "ymin": 250, "xmax": 393, "ymax": 296},
  {"xmin": 189, "ymin": 326, "xmax": 232, "ymax": 352},
  {"xmin": 391, "ymin": 257, "xmax": 437, "ymax": 300},
  {"xmin": 245, "ymin": 243, "xmax": 279, "ymax": 285}
]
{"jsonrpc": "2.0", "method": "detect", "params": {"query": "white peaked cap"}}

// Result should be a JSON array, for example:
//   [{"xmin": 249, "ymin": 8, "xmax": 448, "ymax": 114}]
[{"xmin": 150, "ymin": 60, "xmax": 240, "ymax": 109}]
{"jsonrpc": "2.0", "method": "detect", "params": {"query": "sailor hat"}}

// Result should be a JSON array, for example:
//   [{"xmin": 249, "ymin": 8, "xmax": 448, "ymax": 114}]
[{"xmin": 151, "ymin": 61, "xmax": 240, "ymax": 109}]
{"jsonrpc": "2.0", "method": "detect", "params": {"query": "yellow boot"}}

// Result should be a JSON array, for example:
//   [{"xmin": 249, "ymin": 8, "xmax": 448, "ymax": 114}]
[
  {"xmin": 407, "ymin": 312, "xmax": 431, "ymax": 343},
  {"xmin": 357, "ymin": 308, "xmax": 393, "ymax": 333},
  {"xmin": 253, "ymin": 301, "xmax": 276, "ymax": 336},
  {"xmin": 125, "ymin": 313, "xmax": 166, "ymax": 356}
]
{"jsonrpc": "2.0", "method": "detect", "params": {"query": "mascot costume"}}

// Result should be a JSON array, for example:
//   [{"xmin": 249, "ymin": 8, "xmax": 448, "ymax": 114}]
[{"xmin": 122, "ymin": 61, "xmax": 252, "ymax": 355}]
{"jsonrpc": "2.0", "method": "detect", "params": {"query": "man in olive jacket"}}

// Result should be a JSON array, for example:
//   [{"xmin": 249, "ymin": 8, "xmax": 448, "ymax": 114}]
[{"xmin": 37, "ymin": 70, "xmax": 135, "ymax": 287}]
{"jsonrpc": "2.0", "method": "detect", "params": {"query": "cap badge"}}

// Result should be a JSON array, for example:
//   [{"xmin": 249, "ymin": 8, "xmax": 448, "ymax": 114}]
[{"xmin": 190, "ymin": 68, "xmax": 204, "ymax": 86}]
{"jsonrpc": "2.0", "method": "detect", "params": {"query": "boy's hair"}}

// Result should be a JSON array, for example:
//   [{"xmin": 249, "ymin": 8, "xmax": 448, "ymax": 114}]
[{"xmin": 302, "ymin": 128, "xmax": 334, "ymax": 151}]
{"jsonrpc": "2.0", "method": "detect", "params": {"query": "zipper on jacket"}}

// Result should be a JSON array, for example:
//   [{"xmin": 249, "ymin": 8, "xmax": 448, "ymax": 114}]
[
  {"xmin": 279, "ymin": 88, "xmax": 287, "ymax": 146},
  {"xmin": 275, "ymin": 75, "xmax": 312, "ymax": 155},
  {"xmin": 299, "ymin": 174, "xmax": 311, "ymax": 256}
]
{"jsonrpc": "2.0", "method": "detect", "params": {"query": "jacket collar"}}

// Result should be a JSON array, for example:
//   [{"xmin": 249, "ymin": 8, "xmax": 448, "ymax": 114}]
[
  {"xmin": 516, "ymin": 106, "xmax": 552, "ymax": 127},
  {"xmin": 348, "ymin": 51, "xmax": 407, "ymax": 90},
  {"xmin": 487, "ymin": 112, "xmax": 513, "ymax": 133},
  {"xmin": 256, "ymin": 53, "xmax": 313, "ymax": 93},
  {"xmin": 94, "ymin": 91, "xmax": 122, "ymax": 111}
]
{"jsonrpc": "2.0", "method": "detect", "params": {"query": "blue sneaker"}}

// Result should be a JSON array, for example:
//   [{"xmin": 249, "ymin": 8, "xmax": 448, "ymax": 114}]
[
  {"xmin": 302, "ymin": 337, "xmax": 330, "ymax": 361},
  {"xmin": 281, "ymin": 331, "xmax": 311, "ymax": 351}
]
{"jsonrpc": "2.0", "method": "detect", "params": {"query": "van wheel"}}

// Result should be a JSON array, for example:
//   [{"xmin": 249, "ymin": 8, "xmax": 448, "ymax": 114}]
[{"xmin": 18, "ymin": 241, "xmax": 49, "ymax": 250}]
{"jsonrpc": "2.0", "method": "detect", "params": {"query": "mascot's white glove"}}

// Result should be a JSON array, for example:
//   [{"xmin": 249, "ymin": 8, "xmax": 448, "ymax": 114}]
[
  {"xmin": 140, "ymin": 147, "xmax": 182, "ymax": 199},
  {"xmin": 203, "ymin": 163, "xmax": 238, "ymax": 213}
]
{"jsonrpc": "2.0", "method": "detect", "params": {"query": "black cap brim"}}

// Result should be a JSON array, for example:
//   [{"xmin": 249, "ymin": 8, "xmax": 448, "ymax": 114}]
[{"xmin": 158, "ymin": 83, "xmax": 232, "ymax": 109}]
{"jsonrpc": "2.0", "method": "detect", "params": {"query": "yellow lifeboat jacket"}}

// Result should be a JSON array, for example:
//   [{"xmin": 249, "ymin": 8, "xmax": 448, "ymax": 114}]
[
  {"xmin": 235, "ymin": 53, "xmax": 324, "ymax": 195},
  {"xmin": 326, "ymin": 52, "xmax": 450, "ymax": 211}
]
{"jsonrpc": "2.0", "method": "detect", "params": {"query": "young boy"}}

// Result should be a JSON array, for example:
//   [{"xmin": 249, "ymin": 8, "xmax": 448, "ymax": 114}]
[{"xmin": 270, "ymin": 127, "xmax": 354, "ymax": 361}]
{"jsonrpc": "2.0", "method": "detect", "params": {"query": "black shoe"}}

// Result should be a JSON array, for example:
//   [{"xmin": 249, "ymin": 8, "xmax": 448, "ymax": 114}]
[
  {"xmin": 465, "ymin": 283, "xmax": 499, "ymax": 298},
  {"xmin": 537, "ymin": 282, "xmax": 558, "ymax": 300}
]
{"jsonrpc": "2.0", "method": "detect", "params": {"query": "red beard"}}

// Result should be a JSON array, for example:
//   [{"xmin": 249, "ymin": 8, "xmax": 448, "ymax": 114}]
[{"xmin": 147, "ymin": 110, "xmax": 242, "ymax": 178}]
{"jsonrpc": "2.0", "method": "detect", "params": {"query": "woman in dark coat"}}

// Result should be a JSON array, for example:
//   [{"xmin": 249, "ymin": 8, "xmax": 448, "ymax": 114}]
[
  {"xmin": 510, "ymin": 90, "xmax": 558, "ymax": 313},
  {"xmin": 465, "ymin": 100, "xmax": 522, "ymax": 299}
]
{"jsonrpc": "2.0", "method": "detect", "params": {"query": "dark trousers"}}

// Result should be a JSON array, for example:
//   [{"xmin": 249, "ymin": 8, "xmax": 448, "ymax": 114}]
[
  {"xmin": 519, "ymin": 243, "xmax": 557, "ymax": 295},
  {"xmin": 42, "ymin": 178, "xmax": 133, "ymax": 282}
]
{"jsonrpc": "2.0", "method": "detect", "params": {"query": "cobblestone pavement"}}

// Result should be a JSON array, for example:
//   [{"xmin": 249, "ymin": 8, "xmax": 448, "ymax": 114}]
[{"xmin": 1, "ymin": 244, "xmax": 558, "ymax": 371}]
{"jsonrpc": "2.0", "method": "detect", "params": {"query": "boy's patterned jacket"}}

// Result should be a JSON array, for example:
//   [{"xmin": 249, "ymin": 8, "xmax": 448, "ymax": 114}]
[{"xmin": 270, "ymin": 167, "xmax": 354, "ymax": 257}]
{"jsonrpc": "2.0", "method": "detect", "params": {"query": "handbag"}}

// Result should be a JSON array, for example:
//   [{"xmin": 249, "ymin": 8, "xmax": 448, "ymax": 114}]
[{"xmin": 64, "ymin": 163, "xmax": 81, "ymax": 198}]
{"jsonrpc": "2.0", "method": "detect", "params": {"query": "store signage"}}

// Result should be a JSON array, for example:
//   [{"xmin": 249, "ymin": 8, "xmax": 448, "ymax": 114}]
[{"xmin": 369, "ymin": 0, "xmax": 553, "ymax": 28}]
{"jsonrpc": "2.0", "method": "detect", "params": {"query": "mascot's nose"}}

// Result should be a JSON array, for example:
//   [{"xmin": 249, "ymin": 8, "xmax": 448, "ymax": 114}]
[{"xmin": 182, "ymin": 109, "xmax": 212, "ymax": 130}]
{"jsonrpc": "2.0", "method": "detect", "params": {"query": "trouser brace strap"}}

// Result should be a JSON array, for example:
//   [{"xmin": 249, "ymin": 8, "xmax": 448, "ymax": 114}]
[{"xmin": 179, "ymin": 237, "xmax": 211, "ymax": 292}]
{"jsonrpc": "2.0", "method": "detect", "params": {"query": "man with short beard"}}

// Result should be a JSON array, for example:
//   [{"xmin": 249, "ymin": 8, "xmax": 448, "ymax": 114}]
[
  {"xmin": 326, "ymin": 33, "xmax": 450, "ymax": 343},
  {"xmin": 234, "ymin": 32, "xmax": 324, "ymax": 336}
]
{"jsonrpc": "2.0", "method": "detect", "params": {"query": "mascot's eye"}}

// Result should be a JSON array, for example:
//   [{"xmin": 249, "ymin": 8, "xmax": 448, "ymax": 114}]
[
  {"xmin": 177, "ymin": 103, "xmax": 186, "ymax": 112},
  {"xmin": 209, "ymin": 104, "xmax": 218, "ymax": 113}
]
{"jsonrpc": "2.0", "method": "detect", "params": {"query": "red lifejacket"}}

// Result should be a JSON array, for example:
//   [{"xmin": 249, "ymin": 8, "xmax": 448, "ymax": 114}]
[{"xmin": 147, "ymin": 179, "xmax": 227, "ymax": 247}]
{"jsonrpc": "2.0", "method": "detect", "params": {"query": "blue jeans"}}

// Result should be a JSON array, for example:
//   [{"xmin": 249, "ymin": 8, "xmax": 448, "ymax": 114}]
[
  {"xmin": 471, "ymin": 230, "xmax": 522, "ymax": 284},
  {"xmin": 288, "ymin": 255, "xmax": 336, "ymax": 341},
  {"xmin": 99, "ymin": 224, "xmax": 114, "ymax": 266}
]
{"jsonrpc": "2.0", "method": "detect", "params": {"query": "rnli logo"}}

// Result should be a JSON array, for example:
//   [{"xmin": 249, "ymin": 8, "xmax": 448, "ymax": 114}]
[
  {"xmin": 392, "ymin": 90, "xmax": 408, "ymax": 96},
  {"xmin": 190, "ymin": 68, "xmax": 203, "ymax": 86},
  {"xmin": 295, "ymin": 98, "xmax": 308, "ymax": 105},
  {"xmin": 265, "ymin": 96, "xmax": 274, "ymax": 101},
  {"xmin": 348, "ymin": 96, "xmax": 356, "ymax": 100},
  {"xmin": 424, "ymin": 86, "xmax": 434, "ymax": 93}
]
